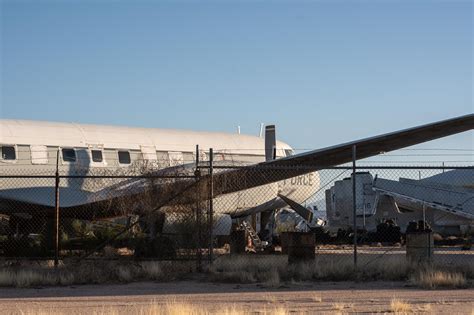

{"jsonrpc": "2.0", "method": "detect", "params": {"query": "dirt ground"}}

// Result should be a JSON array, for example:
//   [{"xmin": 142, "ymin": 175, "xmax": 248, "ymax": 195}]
[{"xmin": 1, "ymin": 281, "xmax": 473, "ymax": 314}]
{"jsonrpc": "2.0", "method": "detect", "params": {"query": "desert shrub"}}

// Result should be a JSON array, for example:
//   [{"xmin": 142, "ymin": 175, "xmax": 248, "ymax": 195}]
[
  {"xmin": 410, "ymin": 269, "xmax": 467, "ymax": 289},
  {"xmin": 390, "ymin": 298, "xmax": 412, "ymax": 313},
  {"xmin": 209, "ymin": 254, "xmax": 473, "ymax": 285}
]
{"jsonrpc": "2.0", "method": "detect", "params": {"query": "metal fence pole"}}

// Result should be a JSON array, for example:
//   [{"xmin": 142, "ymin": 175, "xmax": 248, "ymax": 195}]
[
  {"xmin": 208, "ymin": 148, "xmax": 214, "ymax": 265},
  {"xmin": 352, "ymin": 145, "xmax": 357, "ymax": 268},
  {"xmin": 54, "ymin": 150, "xmax": 60, "ymax": 268},
  {"xmin": 195, "ymin": 145, "xmax": 202, "ymax": 272}
]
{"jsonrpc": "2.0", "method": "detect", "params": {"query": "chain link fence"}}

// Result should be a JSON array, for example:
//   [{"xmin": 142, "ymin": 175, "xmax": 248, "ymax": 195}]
[{"xmin": 0, "ymin": 162, "xmax": 472, "ymax": 279}]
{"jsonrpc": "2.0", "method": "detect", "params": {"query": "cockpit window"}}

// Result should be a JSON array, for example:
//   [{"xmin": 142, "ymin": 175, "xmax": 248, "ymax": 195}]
[
  {"xmin": 1, "ymin": 146, "xmax": 16, "ymax": 160},
  {"xmin": 285, "ymin": 149, "xmax": 294, "ymax": 157}
]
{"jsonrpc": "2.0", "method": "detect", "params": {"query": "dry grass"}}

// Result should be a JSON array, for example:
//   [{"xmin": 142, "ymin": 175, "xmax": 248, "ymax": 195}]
[
  {"xmin": 209, "ymin": 254, "xmax": 410, "ymax": 283},
  {"xmin": 15, "ymin": 300, "xmax": 295, "ymax": 315},
  {"xmin": 0, "ymin": 261, "xmax": 168, "ymax": 288},
  {"xmin": 209, "ymin": 254, "xmax": 473, "ymax": 287},
  {"xmin": 140, "ymin": 261, "xmax": 163, "ymax": 280},
  {"xmin": 1, "ymin": 254, "xmax": 472, "ymax": 288},
  {"xmin": 332, "ymin": 302, "xmax": 346, "ymax": 311},
  {"xmin": 312, "ymin": 294, "xmax": 322, "ymax": 303},
  {"xmin": 262, "ymin": 268, "xmax": 281, "ymax": 287},
  {"xmin": 390, "ymin": 298, "xmax": 412, "ymax": 314},
  {"xmin": 418, "ymin": 303, "xmax": 432, "ymax": 313},
  {"xmin": 117, "ymin": 265, "xmax": 134, "ymax": 282},
  {"xmin": 332, "ymin": 302, "xmax": 353, "ymax": 312},
  {"xmin": 209, "ymin": 255, "xmax": 286, "ymax": 283},
  {"xmin": 410, "ymin": 270, "xmax": 467, "ymax": 289},
  {"xmin": 0, "ymin": 268, "xmax": 74, "ymax": 288},
  {"xmin": 264, "ymin": 294, "xmax": 279, "ymax": 304},
  {"xmin": 436, "ymin": 299, "xmax": 448, "ymax": 305}
]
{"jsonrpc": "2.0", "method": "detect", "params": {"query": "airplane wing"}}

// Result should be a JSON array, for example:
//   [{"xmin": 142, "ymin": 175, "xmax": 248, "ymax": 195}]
[
  {"xmin": 211, "ymin": 114, "xmax": 474, "ymax": 196},
  {"xmin": 89, "ymin": 114, "xmax": 473, "ymax": 212}
]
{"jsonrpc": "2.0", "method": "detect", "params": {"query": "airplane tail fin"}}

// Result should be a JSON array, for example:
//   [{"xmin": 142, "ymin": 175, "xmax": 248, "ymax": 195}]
[{"xmin": 265, "ymin": 125, "xmax": 276, "ymax": 161}]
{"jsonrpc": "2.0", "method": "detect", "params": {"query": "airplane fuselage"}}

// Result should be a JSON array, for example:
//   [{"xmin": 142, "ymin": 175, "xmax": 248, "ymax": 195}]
[{"xmin": 0, "ymin": 120, "xmax": 320, "ymax": 223}]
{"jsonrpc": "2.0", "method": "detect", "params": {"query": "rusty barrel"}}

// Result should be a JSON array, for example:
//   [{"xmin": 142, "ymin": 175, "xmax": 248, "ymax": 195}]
[{"xmin": 282, "ymin": 232, "xmax": 315, "ymax": 263}]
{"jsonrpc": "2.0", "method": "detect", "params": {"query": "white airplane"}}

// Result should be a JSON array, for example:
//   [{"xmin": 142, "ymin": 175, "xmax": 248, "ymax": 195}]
[{"xmin": 0, "ymin": 114, "xmax": 473, "ymax": 236}]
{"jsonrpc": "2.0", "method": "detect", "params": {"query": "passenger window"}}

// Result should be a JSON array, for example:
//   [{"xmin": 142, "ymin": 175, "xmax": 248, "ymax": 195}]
[
  {"xmin": 62, "ymin": 148, "xmax": 76, "ymax": 162},
  {"xmin": 91, "ymin": 150, "xmax": 103, "ymax": 163},
  {"xmin": 1, "ymin": 146, "xmax": 16, "ymax": 160},
  {"xmin": 118, "ymin": 151, "xmax": 131, "ymax": 164}
]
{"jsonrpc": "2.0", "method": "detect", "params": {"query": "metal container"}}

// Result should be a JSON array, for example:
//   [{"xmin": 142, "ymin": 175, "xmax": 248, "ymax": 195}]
[
  {"xmin": 280, "ymin": 232, "xmax": 288, "ymax": 254},
  {"xmin": 406, "ymin": 232, "xmax": 433, "ymax": 263},
  {"xmin": 230, "ymin": 230, "xmax": 246, "ymax": 254}
]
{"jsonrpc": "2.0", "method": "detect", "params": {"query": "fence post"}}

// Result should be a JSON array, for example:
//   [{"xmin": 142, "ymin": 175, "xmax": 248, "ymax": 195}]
[
  {"xmin": 54, "ymin": 149, "xmax": 60, "ymax": 268},
  {"xmin": 195, "ymin": 145, "xmax": 202, "ymax": 272},
  {"xmin": 208, "ymin": 148, "xmax": 214, "ymax": 265},
  {"xmin": 352, "ymin": 145, "xmax": 357, "ymax": 269}
]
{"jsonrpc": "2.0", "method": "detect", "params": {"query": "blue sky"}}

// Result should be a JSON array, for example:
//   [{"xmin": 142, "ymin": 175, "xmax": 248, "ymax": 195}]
[{"xmin": 1, "ymin": 0, "xmax": 472, "ymax": 163}]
